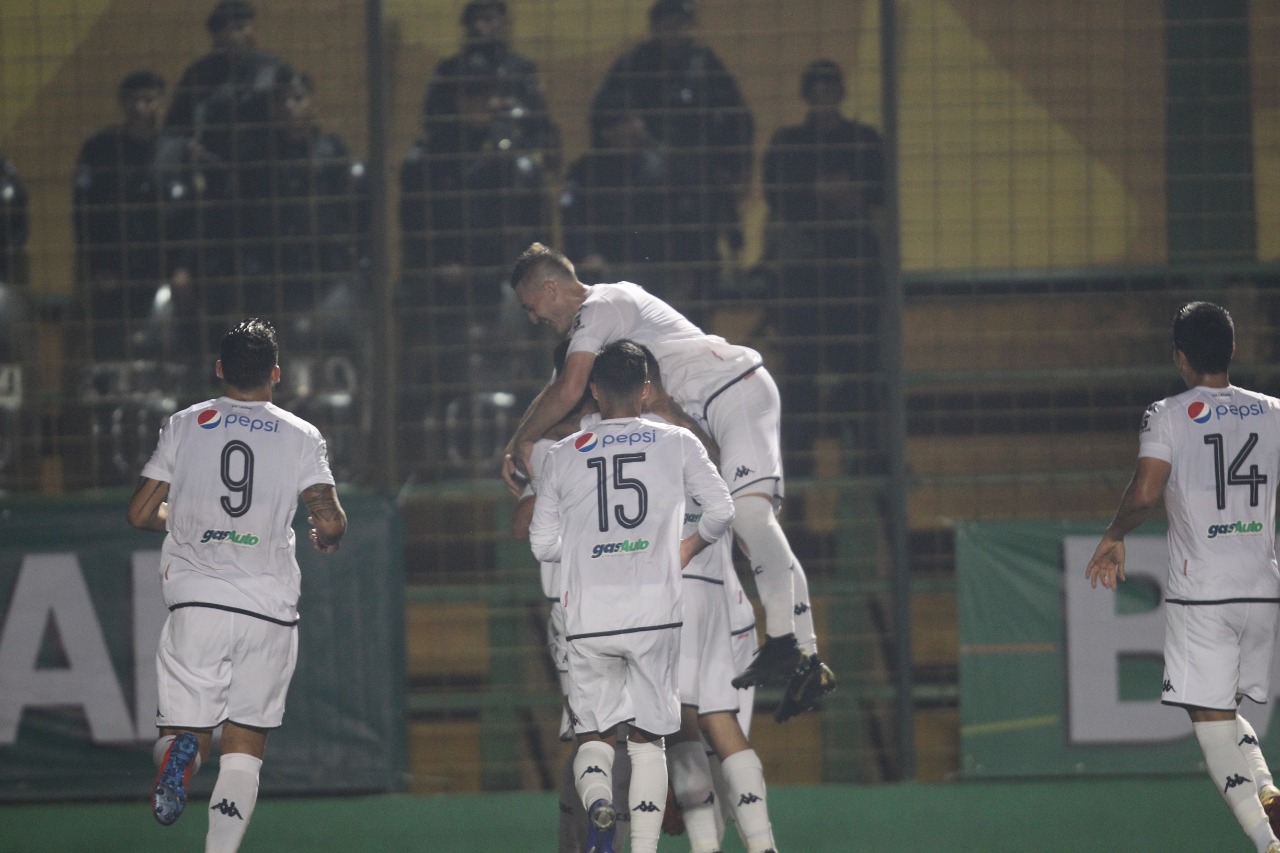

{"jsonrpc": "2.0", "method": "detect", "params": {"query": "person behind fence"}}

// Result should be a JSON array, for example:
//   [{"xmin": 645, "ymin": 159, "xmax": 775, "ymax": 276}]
[
  {"xmin": 528, "ymin": 339, "xmax": 734, "ymax": 853},
  {"xmin": 0, "ymin": 153, "xmax": 29, "ymax": 372},
  {"xmin": 74, "ymin": 70, "xmax": 197, "ymax": 361},
  {"xmin": 1086, "ymin": 301, "xmax": 1280, "ymax": 853},
  {"xmin": 126, "ymin": 318, "xmax": 346, "ymax": 853},
  {"xmin": 587, "ymin": 0, "xmax": 753, "ymax": 313},
  {"xmin": 762, "ymin": 58, "xmax": 885, "ymax": 478}
]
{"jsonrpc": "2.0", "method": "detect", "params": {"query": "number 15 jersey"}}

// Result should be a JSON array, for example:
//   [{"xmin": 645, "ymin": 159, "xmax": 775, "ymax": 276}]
[
  {"xmin": 140, "ymin": 396, "xmax": 335, "ymax": 624},
  {"xmin": 529, "ymin": 415, "xmax": 734, "ymax": 640},
  {"xmin": 1140, "ymin": 384, "xmax": 1280, "ymax": 602}
]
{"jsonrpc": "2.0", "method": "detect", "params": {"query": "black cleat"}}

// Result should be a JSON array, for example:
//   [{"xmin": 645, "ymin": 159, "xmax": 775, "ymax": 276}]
[
  {"xmin": 774, "ymin": 654, "xmax": 836, "ymax": 722},
  {"xmin": 731, "ymin": 634, "xmax": 803, "ymax": 689}
]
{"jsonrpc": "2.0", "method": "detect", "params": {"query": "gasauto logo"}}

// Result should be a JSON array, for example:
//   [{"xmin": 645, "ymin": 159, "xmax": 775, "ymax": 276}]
[
  {"xmin": 1187, "ymin": 402, "xmax": 1212, "ymax": 424},
  {"xmin": 575, "ymin": 432, "xmax": 599, "ymax": 452},
  {"xmin": 591, "ymin": 538, "xmax": 650, "ymax": 559},
  {"xmin": 197, "ymin": 409, "xmax": 222, "ymax": 429},
  {"xmin": 1206, "ymin": 521, "xmax": 1265, "ymax": 539},
  {"xmin": 201, "ymin": 529, "xmax": 261, "ymax": 546}
]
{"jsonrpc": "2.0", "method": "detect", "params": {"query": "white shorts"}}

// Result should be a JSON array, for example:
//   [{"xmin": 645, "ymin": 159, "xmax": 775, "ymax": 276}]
[
  {"xmin": 155, "ymin": 606, "xmax": 299, "ymax": 730},
  {"xmin": 703, "ymin": 366, "xmax": 785, "ymax": 499},
  {"xmin": 1162, "ymin": 601, "xmax": 1280, "ymax": 711},
  {"xmin": 566, "ymin": 626, "xmax": 680, "ymax": 737},
  {"xmin": 730, "ymin": 621, "xmax": 757, "ymax": 736},
  {"xmin": 679, "ymin": 577, "xmax": 740, "ymax": 716},
  {"xmin": 547, "ymin": 600, "xmax": 576, "ymax": 741}
]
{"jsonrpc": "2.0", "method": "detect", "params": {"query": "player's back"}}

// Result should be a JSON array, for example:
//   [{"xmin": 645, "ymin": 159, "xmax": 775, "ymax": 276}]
[
  {"xmin": 1142, "ymin": 384, "xmax": 1280, "ymax": 600},
  {"xmin": 142, "ymin": 396, "xmax": 334, "ymax": 622},
  {"xmin": 537, "ymin": 415, "xmax": 711, "ymax": 638}
]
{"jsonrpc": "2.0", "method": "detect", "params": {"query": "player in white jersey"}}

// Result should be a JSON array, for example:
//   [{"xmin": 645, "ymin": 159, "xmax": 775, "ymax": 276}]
[
  {"xmin": 126, "ymin": 319, "xmax": 347, "ymax": 852},
  {"xmin": 529, "ymin": 340, "xmax": 733, "ymax": 853},
  {"xmin": 1087, "ymin": 302, "xmax": 1280, "ymax": 853},
  {"xmin": 503, "ymin": 242, "xmax": 834, "ymax": 720}
]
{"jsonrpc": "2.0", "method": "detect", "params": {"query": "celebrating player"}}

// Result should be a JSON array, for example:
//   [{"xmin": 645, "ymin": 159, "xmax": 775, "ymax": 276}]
[
  {"xmin": 1087, "ymin": 302, "xmax": 1280, "ymax": 853},
  {"xmin": 127, "ymin": 318, "xmax": 346, "ymax": 852},
  {"xmin": 504, "ymin": 242, "xmax": 834, "ymax": 716}
]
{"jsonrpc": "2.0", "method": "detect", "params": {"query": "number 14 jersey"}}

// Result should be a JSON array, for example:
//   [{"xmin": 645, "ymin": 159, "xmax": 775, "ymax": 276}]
[
  {"xmin": 1140, "ymin": 384, "xmax": 1280, "ymax": 602},
  {"xmin": 140, "ymin": 396, "xmax": 335, "ymax": 624}
]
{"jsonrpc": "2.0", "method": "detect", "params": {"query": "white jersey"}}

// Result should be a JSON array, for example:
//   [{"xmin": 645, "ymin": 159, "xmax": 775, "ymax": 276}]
[
  {"xmin": 529, "ymin": 415, "xmax": 734, "ymax": 639},
  {"xmin": 564, "ymin": 282, "xmax": 764, "ymax": 417},
  {"xmin": 525, "ymin": 436, "xmax": 560, "ymax": 601},
  {"xmin": 140, "ymin": 396, "xmax": 334, "ymax": 624},
  {"xmin": 1139, "ymin": 384, "xmax": 1280, "ymax": 602}
]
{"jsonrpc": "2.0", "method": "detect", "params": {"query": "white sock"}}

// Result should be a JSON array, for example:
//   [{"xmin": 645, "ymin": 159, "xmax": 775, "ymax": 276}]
[
  {"xmin": 573, "ymin": 740, "xmax": 615, "ymax": 812},
  {"xmin": 791, "ymin": 560, "xmax": 818, "ymax": 656},
  {"xmin": 732, "ymin": 495, "xmax": 797, "ymax": 639},
  {"xmin": 1195, "ymin": 720, "xmax": 1276, "ymax": 851},
  {"xmin": 721, "ymin": 749, "xmax": 776, "ymax": 853},
  {"xmin": 557, "ymin": 752, "xmax": 584, "ymax": 853},
  {"xmin": 1239, "ymin": 715, "xmax": 1277, "ymax": 793},
  {"xmin": 626, "ymin": 738, "xmax": 667, "ymax": 853},
  {"xmin": 707, "ymin": 749, "xmax": 730, "ymax": 847},
  {"xmin": 205, "ymin": 752, "xmax": 260, "ymax": 853},
  {"xmin": 153, "ymin": 734, "xmax": 203, "ymax": 776},
  {"xmin": 668, "ymin": 741, "xmax": 720, "ymax": 852}
]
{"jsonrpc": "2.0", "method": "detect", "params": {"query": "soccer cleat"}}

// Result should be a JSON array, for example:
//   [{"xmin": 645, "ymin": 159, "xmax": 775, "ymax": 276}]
[
  {"xmin": 1263, "ymin": 784, "xmax": 1280, "ymax": 839},
  {"xmin": 773, "ymin": 653, "xmax": 837, "ymax": 723},
  {"xmin": 585, "ymin": 797, "xmax": 617, "ymax": 853},
  {"xmin": 151, "ymin": 732, "xmax": 200, "ymax": 826},
  {"xmin": 731, "ymin": 634, "xmax": 803, "ymax": 689},
  {"xmin": 1267, "ymin": 842, "xmax": 1280, "ymax": 853}
]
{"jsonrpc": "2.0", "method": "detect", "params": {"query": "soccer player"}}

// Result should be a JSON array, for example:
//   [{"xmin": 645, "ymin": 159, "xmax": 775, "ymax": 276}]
[
  {"xmin": 1086, "ymin": 302, "xmax": 1280, "ymax": 853},
  {"xmin": 126, "ymin": 318, "xmax": 346, "ymax": 853},
  {"xmin": 529, "ymin": 339, "xmax": 733, "ymax": 853},
  {"xmin": 504, "ymin": 242, "xmax": 834, "ymax": 716}
]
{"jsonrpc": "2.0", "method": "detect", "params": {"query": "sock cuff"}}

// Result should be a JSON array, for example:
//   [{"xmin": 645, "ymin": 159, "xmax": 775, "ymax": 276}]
[
  {"xmin": 578, "ymin": 739, "xmax": 615, "ymax": 763},
  {"xmin": 627, "ymin": 738, "xmax": 666, "ymax": 761},
  {"xmin": 721, "ymin": 748, "xmax": 762, "ymax": 774},
  {"xmin": 219, "ymin": 752, "xmax": 263, "ymax": 776}
]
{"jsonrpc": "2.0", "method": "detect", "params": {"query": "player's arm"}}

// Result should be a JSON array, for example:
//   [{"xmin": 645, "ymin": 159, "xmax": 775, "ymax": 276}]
[
  {"xmin": 302, "ymin": 482, "xmax": 347, "ymax": 554},
  {"xmin": 503, "ymin": 350, "xmax": 596, "ymax": 494},
  {"xmin": 126, "ymin": 476, "xmax": 170, "ymax": 532},
  {"xmin": 681, "ymin": 434, "xmax": 735, "ymax": 568},
  {"xmin": 512, "ymin": 494, "xmax": 536, "ymax": 540},
  {"xmin": 1085, "ymin": 455, "xmax": 1170, "ymax": 590}
]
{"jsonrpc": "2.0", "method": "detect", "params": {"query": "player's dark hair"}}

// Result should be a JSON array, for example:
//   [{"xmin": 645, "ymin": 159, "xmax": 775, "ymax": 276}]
[
  {"xmin": 119, "ymin": 70, "xmax": 166, "ymax": 98},
  {"xmin": 592, "ymin": 340, "xmax": 648, "ymax": 398},
  {"xmin": 206, "ymin": 0, "xmax": 255, "ymax": 34},
  {"xmin": 1173, "ymin": 301, "xmax": 1234, "ymax": 374},
  {"xmin": 636, "ymin": 343, "xmax": 665, "ymax": 391},
  {"xmin": 461, "ymin": 0, "xmax": 506, "ymax": 27},
  {"xmin": 801, "ymin": 59, "xmax": 845, "ymax": 102},
  {"xmin": 220, "ymin": 318, "xmax": 278, "ymax": 390},
  {"xmin": 511, "ymin": 242, "xmax": 574, "ymax": 291}
]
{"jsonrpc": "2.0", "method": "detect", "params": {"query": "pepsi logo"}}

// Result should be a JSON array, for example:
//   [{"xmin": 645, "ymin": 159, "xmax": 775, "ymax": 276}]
[
  {"xmin": 574, "ymin": 432, "xmax": 598, "ymax": 452},
  {"xmin": 1187, "ymin": 402, "xmax": 1212, "ymax": 424},
  {"xmin": 197, "ymin": 409, "xmax": 222, "ymax": 429}
]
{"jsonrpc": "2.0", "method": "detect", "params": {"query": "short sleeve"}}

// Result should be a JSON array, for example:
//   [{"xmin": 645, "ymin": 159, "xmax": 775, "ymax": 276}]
[
  {"xmin": 1137, "ymin": 400, "xmax": 1173, "ymax": 463},
  {"xmin": 139, "ymin": 415, "xmax": 178, "ymax": 483},
  {"xmin": 565, "ymin": 290, "xmax": 627, "ymax": 357},
  {"xmin": 298, "ymin": 433, "xmax": 336, "ymax": 492}
]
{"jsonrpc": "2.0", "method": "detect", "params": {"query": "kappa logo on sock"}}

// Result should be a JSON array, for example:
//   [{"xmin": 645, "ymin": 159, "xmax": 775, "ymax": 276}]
[
  {"xmin": 794, "ymin": 602, "xmax": 810, "ymax": 616},
  {"xmin": 210, "ymin": 799, "xmax": 244, "ymax": 820},
  {"xmin": 702, "ymin": 791, "xmax": 716, "ymax": 805},
  {"xmin": 738, "ymin": 792, "xmax": 762, "ymax": 806},
  {"xmin": 633, "ymin": 800, "xmax": 660, "ymax": 813},
  {"xmin": 580, "ymin": 765, "xmax": 606, "ymax": 778},
  {"xmin": 1223, "ymin": 774, "xmax": 1251, "ymax": 794},
  {"xmin": 1241, "ymin": 733, "xmax": 1261, "ymax": 747}
]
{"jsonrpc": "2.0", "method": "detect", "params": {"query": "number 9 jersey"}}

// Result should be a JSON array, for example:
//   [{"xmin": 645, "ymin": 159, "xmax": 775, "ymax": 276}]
[
  {"xmin": 1140, "ymin": 384, "xmax": 1280, "ymax": 602},
  {"xmin": 140, "ymin": 396, "xmax": 335, "ymax": 624}
]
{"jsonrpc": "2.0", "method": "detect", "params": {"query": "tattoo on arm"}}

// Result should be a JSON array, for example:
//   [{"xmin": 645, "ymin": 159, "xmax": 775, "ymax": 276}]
[{"xmin": 301, "ymin": 483, "xmax": 347, "ymax": 546}]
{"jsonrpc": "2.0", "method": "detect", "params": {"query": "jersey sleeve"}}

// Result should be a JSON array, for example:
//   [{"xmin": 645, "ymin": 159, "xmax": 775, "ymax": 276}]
[
  {"xmin": 1137, "ymin": 400, "xmax": 1173, "ymax": 463},
  {"xmin": 565, "ymin": 290, "xmax": 628, "ymax": 357},
  {"xmin": 681, "ymin": 430, "xmax": 734, "ymax": 543},
  {"xmin": 297, "ymin": 432, "xmax": 336, "ymax": 492},
  {"xmin": 526, "ymin": 437, "xmax": 553, "ymax": 497},
  {"xmin": 528, "ymin": 446, "xmax": 564, "ymax": 563},
  {"xmin": 139, "ymin": 414, "xmax": 179, "ymax": 483}
]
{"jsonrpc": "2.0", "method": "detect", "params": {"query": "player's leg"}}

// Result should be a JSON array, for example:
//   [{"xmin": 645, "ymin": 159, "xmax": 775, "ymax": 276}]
[
  {"xmin": 1237, "ymin": 603, "xmax": 1280, "ymax": 839},
  {"xmin": 671, "ymin": 579, "xmax": 722, "ymax": 851},
  {"xmin": 625, "ymin": 628, "xmax": 681, "ymax": 853},
  {"xmin": 566, "ymin": 637, "xmax": 628, "ymax": 852},
  {"xmin": 701, "ymin": 712, "xmax": 777, "ymax": 853},
  {"xmin": 669, "ymin": 708, "xmax": 720, "ymax": 852},
  {"xmin": 207, "ymin": 614, "xmax": 299, "ymax": 853},
  {"xmin": 152, "ymin": 727, "xmax": 210, "ymax": 826}
]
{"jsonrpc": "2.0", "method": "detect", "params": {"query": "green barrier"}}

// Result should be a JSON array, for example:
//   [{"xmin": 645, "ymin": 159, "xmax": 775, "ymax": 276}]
[{"xmin": 0, "ymin": 491, "xmax": 405, "ymax": 801}]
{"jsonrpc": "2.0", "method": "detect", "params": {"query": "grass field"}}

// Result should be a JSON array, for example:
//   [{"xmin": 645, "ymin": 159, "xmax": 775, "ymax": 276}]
[{"xmin": 0, "ymin": 776, "xmax": 1249, "ymax": 852}]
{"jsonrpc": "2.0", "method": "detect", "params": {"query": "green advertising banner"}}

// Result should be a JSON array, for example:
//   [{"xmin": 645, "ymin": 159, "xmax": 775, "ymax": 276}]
[
  {"xmin": 958, "ymin": 520, "xmax": 1280, "ymax": 778},
  {"xmin": 0, "ymin": 491, "xmax": 405, "ymax": 802}
]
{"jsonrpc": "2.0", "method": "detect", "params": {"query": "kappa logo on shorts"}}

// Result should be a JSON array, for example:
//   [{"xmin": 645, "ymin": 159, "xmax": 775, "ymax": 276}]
[
  {"xmin": 1241, "ymin": 733, "xmax": 1261, "ymax": 747},
  {"xmin": 733, "ymin": 465, "xmax": 753, "ymax": 480},
  {"xmin": 1162, "ymin": 678, "xmax": 1174, "ymax": 693},
  {"xmin": 794, "ymin": 601, "xmax": 810, "ymax": 616}
]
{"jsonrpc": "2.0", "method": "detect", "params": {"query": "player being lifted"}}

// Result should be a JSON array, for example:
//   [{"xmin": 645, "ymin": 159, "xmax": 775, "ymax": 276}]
[
  {"xmin": 504, "ymin": 243, "xmax": 834, "ymax": 719},
  {"xmin": 528, "ymin": 340, "xmax": 734, "ymax": 853},
  {"xmin": 1087, "ymin": 302, "xmax": 1280, "ymax": 853}
]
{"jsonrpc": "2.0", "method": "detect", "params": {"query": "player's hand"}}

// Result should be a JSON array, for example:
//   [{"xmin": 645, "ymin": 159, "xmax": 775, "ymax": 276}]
[
  {"xmin": 501, "ymin": 452, "xmax": 529, "ymax": 498},
  {"xmin": 309, "ymin": 518, "xmax": 341, "ymax": 554},
  {"xmin": 1085, "ymin": 537, "xmax": 1126, "ymax": 590}
]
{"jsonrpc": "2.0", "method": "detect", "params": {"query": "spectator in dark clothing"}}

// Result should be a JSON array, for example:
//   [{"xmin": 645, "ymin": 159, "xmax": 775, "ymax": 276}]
[
  {"xmin": 0, "ymin": 155, "xmax": 27, "ymax": 288},
  {"xmin": 559, "ymin": 95, "xmax": 690, "ymax": 292},
  {"xmin": 74, "ymin": 71, "xmax": 197, "ymax": 359},
  {"xmin": 762, "ymin": 59, "xmax": 886, "ymax": 477},
  {"xmin": 588, "ymin": 0, "xmax": 754, "ymax": 310}
]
